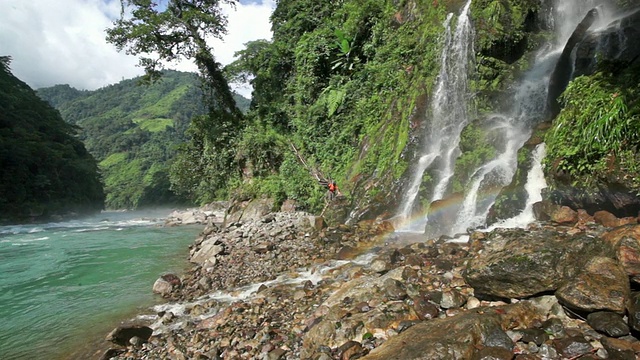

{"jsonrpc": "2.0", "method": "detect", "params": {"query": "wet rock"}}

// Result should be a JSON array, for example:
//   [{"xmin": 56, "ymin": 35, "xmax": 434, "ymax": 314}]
[
  {"xmin": 627, "ymin": 292, "xmax": 640, "ymax": 332},
  {"xmin": 552, "ymin": 335, "xmax": 593, "ymax": 359},
  {"xmin": 440, "ymin": 289, "xmax": 466, "ymax": 309},
  {"xmin": 586, "ymin": 311, "xmax": 630, "ymax": 337},
  {"xmin": 412, "ymin": 296, "xmax": 439, "ymax": 321},
  {"xmin": 600, "ymin": 337, "xmax": 638, "ymax": 360},
  {"xmin": 519, "ymin": 328, "xmax": 548, "ymax": 346},
  {"xmin": 152, "ymin": 273, "xmax": 181, "ymax": 296},
  {"xmin": 471, "ymin": 346, "xmax": 513, "ymax": 360},
  {"xmin": 603, "ymin": 225, "xmax": 640, "ymax": 284},
  {"xmin": 106, "ymin": 324, "xmax": 153, "ymax": 346},
  {"xmin": 555, "ymin": 256, "xmax": 629, "ymax": 314},
  {"xmin": 358, "ymin": 302, "xmax": 544, "ymax": 360},
  {"xmin": 464, "ymin": 228, "xmax": 611, "ymax": 299}
]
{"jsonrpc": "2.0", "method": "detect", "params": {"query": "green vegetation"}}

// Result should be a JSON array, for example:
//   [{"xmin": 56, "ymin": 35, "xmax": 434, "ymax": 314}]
[
  {"xmin": 38, "ymin": 69, "xmax": 250, "ymax": 210},
  {"xmin": 0, "ymin": 56, "xmax": 104, "ymax": 223},
  {"xmin": 31, "ymin": 0, "xmax": 639, "ymax": 222},
  {"xmin": 37, "ymin": 70, "xmax": 216, "ymax": 209},
  {"xmin": 220, "ymin": 0, "xmax": 451, "ymax": 212},
  {"xmin": 544, "ymin": 61, "xmax": 640, "ymax": 192}
]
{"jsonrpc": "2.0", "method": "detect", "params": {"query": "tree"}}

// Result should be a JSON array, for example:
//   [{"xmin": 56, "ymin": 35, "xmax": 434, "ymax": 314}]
[{"xmin": 107, "ymin": 0, "xmax": 245, "ymax": 202}]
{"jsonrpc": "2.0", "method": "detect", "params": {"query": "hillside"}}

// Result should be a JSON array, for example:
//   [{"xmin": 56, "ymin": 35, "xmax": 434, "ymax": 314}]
[
  {"xmin": 37, "ymin": 70, "xmax": 250, "ymax": 209},
  {"xmin": 0, "ymin": 56, "xmax": 104, "ymax": 223}
]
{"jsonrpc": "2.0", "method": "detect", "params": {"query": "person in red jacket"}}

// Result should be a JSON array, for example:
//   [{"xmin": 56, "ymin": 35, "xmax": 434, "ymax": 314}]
[
  {"xmin": 327, "ymin": 180, "xmax": 338, "ymax": 201},
  {"xmin": 318, "ymin": 178, "xmax": 340, "ymax": 201}
]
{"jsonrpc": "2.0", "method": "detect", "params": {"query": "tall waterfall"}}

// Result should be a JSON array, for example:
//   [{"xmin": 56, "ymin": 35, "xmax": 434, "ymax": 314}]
[
  {"xmin": 397, "ymin": 0, "xmax": 611, "ymax": 236},
  {"xmin": 398, "ymin": 0, "xmax": 474, "ymax": 229}
]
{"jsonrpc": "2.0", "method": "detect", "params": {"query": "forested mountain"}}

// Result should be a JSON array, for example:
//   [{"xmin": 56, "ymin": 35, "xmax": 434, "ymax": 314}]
[
  {"xmin": 37, "ymin": 70, "xmax": 249, "ymax": 209},
  {"xmin": 0, "ymin": 56, "xmax": 104, "ymax": 224}
]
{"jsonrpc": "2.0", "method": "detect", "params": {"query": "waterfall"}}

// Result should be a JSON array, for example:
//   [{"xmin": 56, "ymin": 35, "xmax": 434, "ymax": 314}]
[
  {"xmin": 397, "ymin": 0, "xmax": 609, "ymax": 237},
  {"xmin": 487, "ymin": 143, "xmax": 547, "ymax": 230},
  {"xmin": 398, "ymin": 0, "xmax": 473, "ymax": 230}
]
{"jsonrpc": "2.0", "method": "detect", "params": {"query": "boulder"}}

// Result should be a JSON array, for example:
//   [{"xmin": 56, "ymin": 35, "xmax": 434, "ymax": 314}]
[
  {"xmin": 190, "ymin": 237, "xmax": 225, "ymax": 265},
  {"xmin": 106, "ymin": 324, "xmax": 153, "ymax": 346},
  {"xmin": 602, "ymin": 224, "xmax": 640, "ymax": 284},
  {"xmin": 152, "ymin": 273, "xmax": 181, "ymax": 296},
  {"xmin": 555, "ymin": 256, "xmax": 629, "ymax": 314},
  {"xmin": 224, "ymin": 198, "xmax": 274, "ymax": 226},
  {"xmin": 464, "ymin": 228, "xmax": 612, "ymax": 299},
  {"xmin": 359, "ymin": 302, "xmax": 545, "ymax": 360},
  {"xmin": 574, "ymin": 9, "xmax": 640, "ymax": 78}
]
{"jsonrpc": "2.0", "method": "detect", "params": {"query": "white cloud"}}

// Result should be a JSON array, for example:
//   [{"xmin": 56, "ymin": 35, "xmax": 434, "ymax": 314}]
[{"xmin": 0, "ymin": 0, "xmax": 275, "ymax": 98}]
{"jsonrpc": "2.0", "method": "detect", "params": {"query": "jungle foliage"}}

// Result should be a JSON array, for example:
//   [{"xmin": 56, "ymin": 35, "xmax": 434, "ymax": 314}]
[
  {"xmin": 0, "ymin": 56, "xmax": 104, "ymax": 223},
  {"xmin": 37, "ymin": 70, "xmax": 249, "ymax": 209},
  {"xmin": 544, "ymin": 60, "xmax": 640, "ymax": 192},
  {"xmin": 223, "ymin": 0, "xmax": 455, "ymax": 212}
]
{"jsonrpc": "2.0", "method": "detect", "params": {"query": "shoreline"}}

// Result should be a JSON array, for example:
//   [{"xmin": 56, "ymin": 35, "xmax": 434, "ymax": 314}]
[
  {"xmin": 99, "ymin": 203, "xmax": 640, "ymax": 359},
  {"xmin": 56, "ymin": 208, "xmax": 217, "ymax": 360}
]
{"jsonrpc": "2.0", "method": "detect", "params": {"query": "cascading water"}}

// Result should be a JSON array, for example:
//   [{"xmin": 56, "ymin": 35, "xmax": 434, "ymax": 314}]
[
  {"xmin": 398, "ymin": 0, "xmax": 474, "ymax": 230},
  {"xmin": 398, "ymin": 0, "xmax": 612, "ymax": 237}
]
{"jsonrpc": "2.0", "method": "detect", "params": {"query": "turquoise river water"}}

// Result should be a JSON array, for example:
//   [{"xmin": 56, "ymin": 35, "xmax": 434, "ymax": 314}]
[{"xmin": 0, "ymin": 209, "xmax": 203, "ymax": 360}]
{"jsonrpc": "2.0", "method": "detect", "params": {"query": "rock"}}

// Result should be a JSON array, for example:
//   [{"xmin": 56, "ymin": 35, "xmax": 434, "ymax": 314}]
[
  {"xmin": 552, "ymin": 335, "xmax": 593, "ymax": 359},
  {"xmin": 547, "ymin": 7, "xmax": 599, "ymax": 118},
  {"xmin": 627, "ymin": 292, "xmax": 640, "ymax": 332},
  {"xmin": 336, "ymin": 341, "xmax": 365, "ymax": 360},
  {"xmin": 555, "ymin": 256, "xmax": 629, "ymax": 314},
  {"xmin": 190, "ymin": 238, "xmax": 225, "ymax": 264},
  {"xmin": 412, "ymin": 296, "xmax": 440, "ymax": 321},
  {"xmin": 602, "ymin": 225, "xmax": 640, "ymax": 283},
  {"xmin": 464, "ymin": 228, "xmax": 611, "ymax": 299},
  {"xmin": 471, "ymin": 346, "xmax": 513, "ymax": 360},
  {"xmin": 153, "ymin": 273, "xmax": 181, "ymax": 296},
  {"xmin": 575, "ymin": 9, "xmax": 640, "ymax": 79},
  {"xmin": 440, "ymin": 289, "xmax": 466, "ymax": 309},
  {"xmin": 309, "ymin": 216, "xmax": 326, "ymax": 231},
  {"xmin": 382, "ymin": 278, "xmax": 407, "ymax": 301},
  {"xmin": 266, "ymin": 347, "xmax": 287, "ymax": 360},
  {"xmin": 550, "ymin": 205, "xmax": 578, "ymax": 225},
  {"xmin": 600, "ymin": 337, "xmax": 638, "ymax": 360},
  {"xmin": 594, "ymin": 210, "xmax": 623, "ymax": 228},
  {"xmin": 106, "ymin": 324, "xmax": 153, "ymax": 346},
  {"xmin": 358, "ymin": 302, "xmax": 544, "ymax": 360},
  {"xmin": 518, "ymin": 328, "xmax": 548, "ymax": 346},
  {"xmin": 99, "ymin": 348, "xmax": 125, "ymax": 360},
  {"xmin": 224, "ymin": 198, "xmax": 274, "ymax": 226},
  {"xmin": 586, "ymin": 311, "xmax": 630, "ymax": 337}
]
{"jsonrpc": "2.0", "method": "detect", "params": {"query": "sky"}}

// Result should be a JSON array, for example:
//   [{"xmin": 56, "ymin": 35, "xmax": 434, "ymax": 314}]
[{"xmin": 0, "ymin": 0, "xmax": 276, "ymax": 98}]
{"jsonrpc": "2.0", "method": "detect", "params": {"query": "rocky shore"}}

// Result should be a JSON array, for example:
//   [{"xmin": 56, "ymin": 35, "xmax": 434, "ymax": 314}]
[{"xmin": 97, "ymin": 200, "xmax": 640, "ymax": 360}]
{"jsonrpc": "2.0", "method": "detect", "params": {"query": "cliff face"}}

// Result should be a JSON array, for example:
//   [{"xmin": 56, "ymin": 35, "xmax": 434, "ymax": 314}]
[{"xmin": 543, "ymin": 7, "xmax": 640, "ymax": 217}]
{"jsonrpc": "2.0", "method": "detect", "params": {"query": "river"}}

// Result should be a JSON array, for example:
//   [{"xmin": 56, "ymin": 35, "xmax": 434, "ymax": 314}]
[{"xmin": 0, "ymin": 209, "xmax": 203, "ymax": 360}]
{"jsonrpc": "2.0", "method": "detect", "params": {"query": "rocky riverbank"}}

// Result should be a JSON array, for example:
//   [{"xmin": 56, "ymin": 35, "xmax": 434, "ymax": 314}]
[{"xmin": 98, "ymin": 200, "xmax": 640, "ymax": 359}]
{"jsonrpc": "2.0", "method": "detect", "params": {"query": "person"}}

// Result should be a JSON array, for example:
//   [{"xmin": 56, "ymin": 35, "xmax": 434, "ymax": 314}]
[
  {"xmin": 327, "ymin": 180, "xmax": 338, "ymax": 201},
  {"xmin": 318, "ymin": 177, "xmax": 340, "ymax": 201}
]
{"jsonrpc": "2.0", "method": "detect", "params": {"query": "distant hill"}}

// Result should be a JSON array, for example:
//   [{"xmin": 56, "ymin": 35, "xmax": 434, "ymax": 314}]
[
  {"xmin": 0, "ymin": 56, "xmax": 104, "ymax": 223},
  {"xmin": 37, "ymin": 70, "xmax": 250, "ymax": 209}
]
